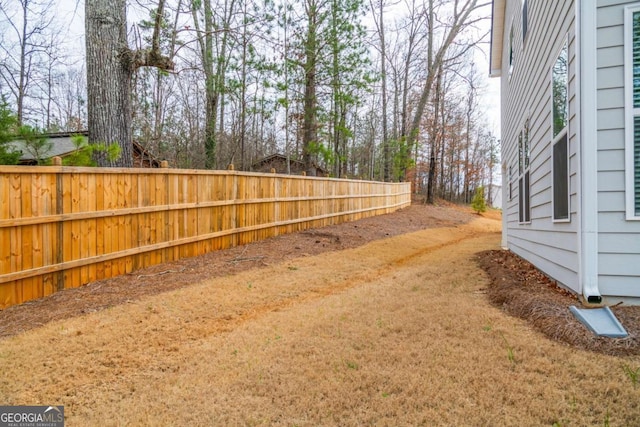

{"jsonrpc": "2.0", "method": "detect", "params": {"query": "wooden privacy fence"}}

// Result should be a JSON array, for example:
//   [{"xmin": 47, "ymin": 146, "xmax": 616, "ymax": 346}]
[{"xmin": 0, "ymin": 165, "xmax": 411, "ymax": 308}]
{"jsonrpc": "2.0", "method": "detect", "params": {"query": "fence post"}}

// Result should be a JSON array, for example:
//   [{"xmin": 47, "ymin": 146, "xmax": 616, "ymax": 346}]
[{"xmin": 55, "ymin": 169, "xmax": 64, "ymax": 291}]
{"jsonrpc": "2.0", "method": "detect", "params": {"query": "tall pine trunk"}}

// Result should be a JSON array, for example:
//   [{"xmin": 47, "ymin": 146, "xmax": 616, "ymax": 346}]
[
  {"xmin": 302, "ymin": 1, "xmax": 318, "ymax": 176},
  {"xmin": 377, "ymin": 0, "xmax": 390, "ymax": 182}
]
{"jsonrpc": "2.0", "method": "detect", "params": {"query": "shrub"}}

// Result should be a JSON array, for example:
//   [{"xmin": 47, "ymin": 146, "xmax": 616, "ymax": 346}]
[{"xmin": 471, "ymin": 186, "xmax": 487, "ymax": 214}]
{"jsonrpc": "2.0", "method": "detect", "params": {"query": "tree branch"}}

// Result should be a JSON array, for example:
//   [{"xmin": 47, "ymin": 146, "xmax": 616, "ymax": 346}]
[{"xmin": 127, "ymin": 48, "xmax": 175, "ymax": 72}]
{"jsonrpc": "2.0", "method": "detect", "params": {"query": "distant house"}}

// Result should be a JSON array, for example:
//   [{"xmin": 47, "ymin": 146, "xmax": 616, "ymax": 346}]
[
  {"xmin": 252, "ymin": 153, "xmax": 327, "ymax": 177},
  {"xmin": 489, "ymin": 184, "xmax": 502, "ymax": 209},
  {"xmin": 9, "ymin": 131, "xmax": 161, "ymax": 168},
  {"xmin": 491, "ymin": 0, "xmax": 640, "ymax": 305}
]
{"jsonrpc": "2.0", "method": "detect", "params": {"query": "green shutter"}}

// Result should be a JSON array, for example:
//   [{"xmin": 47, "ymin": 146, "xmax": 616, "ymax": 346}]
[
  {"xmin": 633, "ymin": 12, "xmax": 640, "ymax": 108},
  {"xmin": 632, "ymin": 12, "xmax": 640, "ymax": 215}
]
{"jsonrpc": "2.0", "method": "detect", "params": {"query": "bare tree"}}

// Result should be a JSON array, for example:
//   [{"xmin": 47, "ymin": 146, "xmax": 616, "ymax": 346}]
[
  {"xmin": 0, "ymin": 0, "xmax": 56, "ymax": 125},
  {"xmin": 404, "ymin": 0, "xmax": 485, "ymax": 165},
  {"xmin": 191, "ymin": 0, "xmax": 237, "ymax": 169},
  {"xmin": 370, "ymin": 0, "xmax": 390, "ymax": 181},
  {"xmin": 51, "ymin": 66, "xmax": 86, "ymax": 132}
]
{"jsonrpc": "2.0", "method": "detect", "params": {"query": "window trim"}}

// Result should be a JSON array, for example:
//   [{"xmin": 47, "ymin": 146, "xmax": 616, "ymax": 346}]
[
  {"xmin": 624, "ymin": 5, "xmax": 640, "ymax": 220},
  {"xmin": 551, "ymin": 35, "xmax": 571, "ymax": 223}
]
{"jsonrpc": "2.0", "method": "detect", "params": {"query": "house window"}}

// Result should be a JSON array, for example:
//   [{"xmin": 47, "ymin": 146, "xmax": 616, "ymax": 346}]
[
  {"xmin": 509, "ymin": 165, "xmax": 514, "ymax": 200},
  {"xmin": 625, "ymin": 7, "xmax": 640, "ymax": 219},
  {"xmin": 553, "ymin": 135, "xmax": 569, "ymax": 220},
  {"xmin": 518, "ymin": 120, "xmax": 531, "ymax": 223},
  {"xmin": 552, "ymin": 38, "xmax": 569, "ymax": 221},
  {"xmin": 522, "ymin": 0, "xmax": 528, "ymax": 42},
  {"xmin": 519, "ymin": 170, "xmax": 530, "ymax": 223},
  {"xmin": 509, "ymin": 23, "xmax": 515, "ymax": 76}
]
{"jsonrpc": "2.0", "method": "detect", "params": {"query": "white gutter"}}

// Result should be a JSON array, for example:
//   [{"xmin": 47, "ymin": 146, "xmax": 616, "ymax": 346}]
[{"xmin": 577, "ymin": 0, "xmax": 602, "ymax": 304}]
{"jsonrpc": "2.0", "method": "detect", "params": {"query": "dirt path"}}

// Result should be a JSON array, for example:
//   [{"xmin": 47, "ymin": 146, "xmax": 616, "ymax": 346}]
[{"xmin": 1, "ymin": 217, "xmax": 640, "ymax": 425}]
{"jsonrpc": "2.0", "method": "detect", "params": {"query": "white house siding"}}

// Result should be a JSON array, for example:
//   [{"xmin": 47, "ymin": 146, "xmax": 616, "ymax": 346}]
[
  {"xmin": 596, "ymin": 0, "xmax": 640, "ymax": 299},
  {"xmin": 501, "ymin": 0, "xmax": 581, "ymax": 292}
]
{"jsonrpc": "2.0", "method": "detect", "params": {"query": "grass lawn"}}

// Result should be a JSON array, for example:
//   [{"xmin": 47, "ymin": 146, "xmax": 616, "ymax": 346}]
[{"xmin": 1, "ymin": 216, "xmax": 639, "ymax": 425}]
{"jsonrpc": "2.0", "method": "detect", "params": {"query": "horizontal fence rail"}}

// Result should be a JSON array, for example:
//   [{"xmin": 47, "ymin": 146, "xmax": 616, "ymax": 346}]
[{"xmin": 0, "ymin": 166, "xmax": 411, "ymax": 308}]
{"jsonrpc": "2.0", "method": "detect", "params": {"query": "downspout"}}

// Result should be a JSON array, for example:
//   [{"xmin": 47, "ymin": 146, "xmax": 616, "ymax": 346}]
[
  {"xmin": 577, "ymin": 0, "xmax": 602, "ymax": 304},
  {"xmin": 501, "ymin": 161, "xmax": 508, "ymax": 249}
]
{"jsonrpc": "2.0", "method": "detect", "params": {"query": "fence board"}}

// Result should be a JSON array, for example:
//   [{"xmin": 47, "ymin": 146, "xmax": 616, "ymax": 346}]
[{"xmin": 0, "ymin": 166, "xmax": 411, "ymax": 308}]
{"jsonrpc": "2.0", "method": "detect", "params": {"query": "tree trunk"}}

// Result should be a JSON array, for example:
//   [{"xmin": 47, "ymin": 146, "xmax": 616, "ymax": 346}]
[
  {"xmin": 427, "ymin": 143, "xmax": 436, "ymax": 204},
  {"xmin": 85, "ymin": 0, "xmax": 133, "ymax": 166},
  {"xmin": 201, "ymin": 0, "xmax": 218, "ymax": 169},
  {"xmin": 438, "ymin": 93, "xmax": 446, "ymax": 198},
  {"xmin": 404, "ymin": 0, "xmax": 478, "ymax": 153},
  {"xmin": 302, "ymin": 0, "xmax": 318, "ymax": 175},
  {"xmin": 86, "ymin": 0, "xmax": 173, "ymax": 167},
  {"xmin": 376, "ymin": 0, "xmax": 390, "ymax": 182},
  {"xmin": 463, "ymin": 89, "xmax": 474, "ymax": 203},
  {"xmin": 17, "ymin": 0, "xmax": 28, "ymax": 126},
  {"xmin": 426, "ymin": 65, "xmax": 442, "ymax": 204}
]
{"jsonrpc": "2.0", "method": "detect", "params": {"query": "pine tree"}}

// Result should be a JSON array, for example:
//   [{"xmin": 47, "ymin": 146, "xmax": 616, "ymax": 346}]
[
  {"xmin": 18, "ymin": 126, "xmax": 52, "ymax": 165},
  {"xmin": 0, "ymin": 99, "xmax": 21, "ymax": 165},
  {"xmin": 471, "ymin": 186, "xmax": 486, "ymax": 214},
  {"xmin": 279, "ymin": 0, "xmax": 371, "ymax": 175}
]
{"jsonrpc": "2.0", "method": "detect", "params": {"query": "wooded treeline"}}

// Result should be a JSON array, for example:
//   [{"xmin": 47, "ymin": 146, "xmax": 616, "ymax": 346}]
[{"xmin": 0, "ymin": 0, "xmax": 498, "ymax": 203}]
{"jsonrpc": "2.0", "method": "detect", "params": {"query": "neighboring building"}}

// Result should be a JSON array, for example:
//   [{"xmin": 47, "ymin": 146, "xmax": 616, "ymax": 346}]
[
  {"xmin": 489, "ymin": 184, "xmax": 502, "ymax": 209},
  {"xmin": 252, "ymin": 153, "xmax": 327, "ymax": 177},
  {"xmin": 9, "ymin": 131, "xmax": 161, "ymax": 168},
  {"xmin": 491, "ymin": 0, "xmax": 640, "ymax": 304}
]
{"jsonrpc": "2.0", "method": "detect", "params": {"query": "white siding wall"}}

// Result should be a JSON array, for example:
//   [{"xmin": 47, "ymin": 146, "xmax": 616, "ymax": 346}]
[
  {"xmin": 597, "ymin": 0, "xmax": 640, "ymax": 299},
  {"xmin": 501, "ymin": 0, "xmax": 580, "ymax": 292}
]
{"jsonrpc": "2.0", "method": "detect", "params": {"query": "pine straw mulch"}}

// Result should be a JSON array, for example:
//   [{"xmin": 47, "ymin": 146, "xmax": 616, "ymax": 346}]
[{"xmin": 476, "ymin": 249, "xmax": 640, "ymax": 357}]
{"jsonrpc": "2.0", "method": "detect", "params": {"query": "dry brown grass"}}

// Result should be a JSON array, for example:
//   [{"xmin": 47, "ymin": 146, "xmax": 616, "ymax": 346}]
[{"xmin": 1, "ymin": 214, "xmax": 640, "ymax": 425}]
